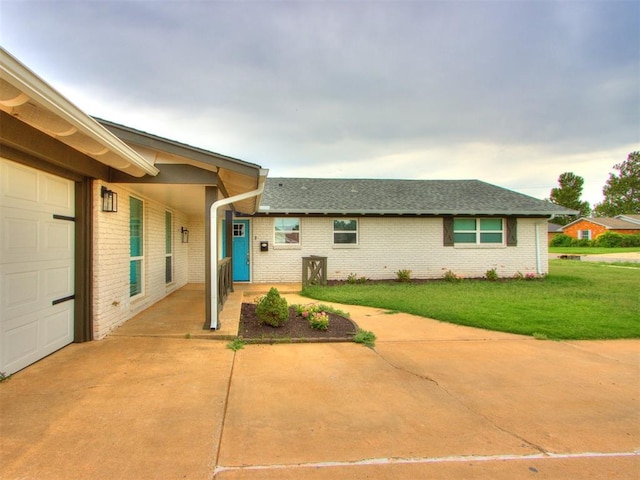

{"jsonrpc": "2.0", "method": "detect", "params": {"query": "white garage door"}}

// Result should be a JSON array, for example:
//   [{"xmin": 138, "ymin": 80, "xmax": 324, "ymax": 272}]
[{"xmin": 0, "ymin": 158, "xmax": 75, "ymax": 375}]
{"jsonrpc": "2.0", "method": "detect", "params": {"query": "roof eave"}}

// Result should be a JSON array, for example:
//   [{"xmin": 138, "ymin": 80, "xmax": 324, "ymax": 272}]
[{"xmin": 0, "ymin": 47, "xmax": 158, "ymax": 177}]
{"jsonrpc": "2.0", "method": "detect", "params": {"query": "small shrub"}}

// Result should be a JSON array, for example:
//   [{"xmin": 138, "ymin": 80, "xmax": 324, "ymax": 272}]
[
  {"xmin": 309, "ymin": 311, "xmax": 330, "ymax": 330},
  {"xmin": 485, "ymin": 268, "xmax": 499, "ymax": 281},
  {"xmin": 255, "ymin": 288, "xmax": 289, "ymax": 327},
  {"xmin": 354, "ymin": 329, "xmax": 376, "ymax": 348},
  {"xmin": 346, "ymin": 273, "xmax": 358, "ymax": 284},
  {"xmin": 396, "ymin": 269, "xmax": 412, "ymax": 283},
  {"xmin": 513, "ymin": 271, "xmax": 524, "ymax": 280},
  {"xmin": 227, "ymin": 338, "xmax": 245, "ymax": 351},
  {"xmin": 550, "ymin": 233, "xmax": 573, "ymax": 247},
  {"xmin": 443, "ymin": 270, "xmax": 461, "ymax": 283}
]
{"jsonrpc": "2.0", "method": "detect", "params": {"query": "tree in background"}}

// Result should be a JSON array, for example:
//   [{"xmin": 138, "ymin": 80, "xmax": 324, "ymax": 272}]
[
  {"xmin": 594, "ymin": 152, "xmax": 640, "ymax": 216},
  {"xmin": 548, "ymin": 172, "xmax": 591, "ymax": 225}
]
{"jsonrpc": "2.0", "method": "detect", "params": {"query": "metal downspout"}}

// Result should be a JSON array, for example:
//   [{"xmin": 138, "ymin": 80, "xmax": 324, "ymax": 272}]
[{"xmin": 209, "ymin": 170, "xmax": 268, "ymax": 329}]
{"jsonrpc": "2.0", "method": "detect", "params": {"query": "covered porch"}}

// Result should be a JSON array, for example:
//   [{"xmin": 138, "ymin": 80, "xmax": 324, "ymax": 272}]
[{"xmin": 108, "ymin": 283, "xmax": 303, "ymax": 339}]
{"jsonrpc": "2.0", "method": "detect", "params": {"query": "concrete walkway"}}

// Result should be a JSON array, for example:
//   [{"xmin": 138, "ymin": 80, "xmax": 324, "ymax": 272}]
[{"xmin": 1, "ymin": 286, "xmax": 638, "ymax": 479}]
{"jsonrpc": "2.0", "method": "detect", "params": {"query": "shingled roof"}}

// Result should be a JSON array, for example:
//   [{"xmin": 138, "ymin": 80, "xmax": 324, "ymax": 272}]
[{"xmin": 258, "ymin": 178, "xmax": 575, "ymax": 216}]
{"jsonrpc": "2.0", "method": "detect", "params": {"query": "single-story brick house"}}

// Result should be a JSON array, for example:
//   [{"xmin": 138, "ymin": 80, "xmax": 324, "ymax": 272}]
[
  {"xmin": 562, "ymin": 215, "xmax": 640, "ymax": 240},
  {"xmin": 233, "ymin": 178, "xmax": 574, "ymax": 284},
  {"xmin": 0, "ymin": 47, "xmax": 574, "ymax": 375}
]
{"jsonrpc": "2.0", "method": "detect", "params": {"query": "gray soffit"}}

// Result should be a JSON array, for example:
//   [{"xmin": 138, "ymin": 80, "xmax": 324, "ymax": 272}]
[
  {"xmin": 96, "ymin": 118, "xmax": 262, "ymax": 178},
  {"xmin": 258, "ymin": 178, "xmax": 578, "ymax": 216}
]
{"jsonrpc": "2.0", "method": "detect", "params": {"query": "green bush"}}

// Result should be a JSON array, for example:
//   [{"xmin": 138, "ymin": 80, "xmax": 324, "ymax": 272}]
[
  {"xmin": 485, "ymin": 268, "xmax": 499, "ymax": 281},
  {"xmin": 620, "ymin": 233, "xmax": 640, "ymax": 247},
  {"xmin": 255, "ymin": 288, "xmax": 289, "ymax": 327},
  {"xmin": 594, "ymin": 232, "xmax": 624, "ymax": 248},
  {"xmin": 396, "ymin": 269, "xmax": 412, "ymax": 283},
  {"xmin": 550, "ymin": 234, "xmax": 573, "ymax": 247}
]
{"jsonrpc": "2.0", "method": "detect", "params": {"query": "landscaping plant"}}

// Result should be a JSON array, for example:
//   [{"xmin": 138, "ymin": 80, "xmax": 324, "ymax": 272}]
[
  {"xmin": 255, "ymin": 287, "xmax": 289, "ymax": 327},
  {"xmin": 396, "ymin": 269, "xmax": 412, "ymax": 283}
]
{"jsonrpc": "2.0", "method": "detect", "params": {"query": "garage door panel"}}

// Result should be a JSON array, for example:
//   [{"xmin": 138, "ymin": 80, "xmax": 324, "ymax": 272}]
[
  {"xmin": 0, "ymin": 158, "xmax": 75, "ymax": 375},
  {"xmin": 44, "ymin": 265, "xmax": 73, "ymax": 299},
  {"xmin": 42, "ymin": 174, "xmax": 74, "ymax": 213},
  {"xmin": 43, "ymin": 304, "xmax": 73, "ymax": 349},
  {"xmin": 2, "ymin": 269, "xmax": 39, "ymax": 310},
  {"xmin": 1, "ymin": 160, "xmax": 39, "ymax": 206},
  {"xmin": 2, "ymin": 315, "xmax": 39, "ymax": 373},
  {"xmin": 1, "ymin": 207, "xmax": 73, "ymax": 263},
  {"xmin": 2, "ymin": 260, "xmax": 74, "ymax": 320}
]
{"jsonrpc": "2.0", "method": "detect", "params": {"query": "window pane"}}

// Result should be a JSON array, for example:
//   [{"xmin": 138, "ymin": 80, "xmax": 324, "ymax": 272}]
[
  {"xmin": 333, "ymin": 219, "xmax": 357, "ymax": 231},
  {"xmin": 480, "ymin": 218, "xmax": 502, "ymax": 230},
  {"xmin": 165, "ymin": 211, "xmax": 172, "ymax": 254},
  {"xmin": 454, "ymin": 232, "xmax": 476, "ymax": 243},
  {"xmin": 454, "ymin": 218, "xmax": 476, "ymax": 230},
  {"xmin": 480, "ymin": 232, "xmax": 503, "ymax": 243},
  {"xmin": 165, "ymin": 256, "xmax": 172, "ymax": 283},
  {"xmin": 334, "ymin": 232, "xmax": 357, "ymax": 244},
  {"xmin": 130, "ymin": 197, "xmax": 143, "ymax": 256},
  {"xmin": 130, "ymin": 260, "xmax": 142, "ymax": 297},
  {"xmin": 274, "ymin": 218, "xmax": 299, "ymax": 231}
]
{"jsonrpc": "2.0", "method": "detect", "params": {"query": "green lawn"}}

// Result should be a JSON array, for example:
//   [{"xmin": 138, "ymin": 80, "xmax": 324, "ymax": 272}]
[
  {"xmin": 301, "ymin": 261, "xmax": 640, "ymax": 340},
  {"xmin": 549, "ymin": 246, "xmax": 640, "ymax": 254}
]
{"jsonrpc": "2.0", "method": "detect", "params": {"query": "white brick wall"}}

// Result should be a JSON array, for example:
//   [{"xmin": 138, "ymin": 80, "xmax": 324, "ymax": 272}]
[
  {"xmin": 92, "ymin": 182, "xmax": 191, "ymax": 339},
  {"xmin": 249, "ymin": 216, "xmax": 548, "ymax": 283},
  {"xmin": 187, "ymin": 215, "xmax": 205, "ymax": 283}
]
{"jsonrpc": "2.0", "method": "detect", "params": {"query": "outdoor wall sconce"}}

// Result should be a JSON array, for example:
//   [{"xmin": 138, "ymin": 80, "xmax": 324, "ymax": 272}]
[
  {"xmin": 100, "ymin": 186, "xmax": 118, "ymax": 212},
  {"xmin": 181, "ymin": 227, "xmax": 189, "ymax": 243}
]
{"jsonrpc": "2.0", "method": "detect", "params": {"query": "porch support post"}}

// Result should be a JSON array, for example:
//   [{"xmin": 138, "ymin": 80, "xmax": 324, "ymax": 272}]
[
  {"xmin": 205, "ymin": 186, "xmax": 217, "ymax": 327},
  {"xmin": 225, "ymin": 209, "xmax": 234, "ymax": 292}
]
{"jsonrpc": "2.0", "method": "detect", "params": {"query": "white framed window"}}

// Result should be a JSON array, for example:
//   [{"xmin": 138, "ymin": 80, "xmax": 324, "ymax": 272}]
[
  {"xmin": 130, "ymin": 196, "xmax": 144, "ymax": 297},
  {"xmin": 454, "ymin": 218, "xmax": 504, "ymax": 245},
  {"xmin": 333, "ymin": 219, "xmax": 358, "ymax": 244},
  {"xmin": 274, "ymin": 218, "xmax": 300, "ymax": 244},
  {"xmin": 579, "ymin": 229, "xmax": 591, "ymax": 240},
  {"xmin": 165, "ymin": 211, "xmax": 173, "ymax": 284}
]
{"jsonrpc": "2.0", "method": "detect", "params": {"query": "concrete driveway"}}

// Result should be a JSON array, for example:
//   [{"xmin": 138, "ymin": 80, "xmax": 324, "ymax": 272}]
[{"xmin": 1, "ymin": 292, "xmax": 638, "ymax": 479}]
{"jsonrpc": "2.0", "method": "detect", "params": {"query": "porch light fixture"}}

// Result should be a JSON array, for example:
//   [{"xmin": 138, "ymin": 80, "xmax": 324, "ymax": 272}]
[
  {"xmin": 181, "ymin": 226, "xmax": 189, "ymax": 243},
  {"xmin": 100, "ymin": 186, "xmax": 118, "ymax": 212}
]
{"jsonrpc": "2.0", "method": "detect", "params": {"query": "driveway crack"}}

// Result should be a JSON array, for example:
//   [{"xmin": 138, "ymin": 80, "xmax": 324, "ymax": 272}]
[{"xmin": 371, "ymin": 348, "xmax": 549, "ymax": 455}]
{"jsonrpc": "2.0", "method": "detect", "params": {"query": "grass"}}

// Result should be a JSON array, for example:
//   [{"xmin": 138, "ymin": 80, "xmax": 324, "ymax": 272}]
[
  {"xmin": 302, "ymin": 261, "xmax": 640, "ymax": 340},
  {"xmin": 549, "ymin": 246, "xmax": 640, "ymax": 254}
]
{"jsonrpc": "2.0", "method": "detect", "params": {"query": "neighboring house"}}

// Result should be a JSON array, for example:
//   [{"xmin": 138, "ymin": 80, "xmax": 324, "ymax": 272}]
[
  {"xmin": 562, "ymin": 216, "xmax": 640, "ymax": 241},
  {"xmin": 232, "ymin": 178, "xmax": 574, "ymax": 284},
  {"xmin": 547, "ymin": 223, "xmax": 564, "ymax": 244},
  {"xmin": 0, "ymin": 48, "xmax": 265, "ymax": 375}
]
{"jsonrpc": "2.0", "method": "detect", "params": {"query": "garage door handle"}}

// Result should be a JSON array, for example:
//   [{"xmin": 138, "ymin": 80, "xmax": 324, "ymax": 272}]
[
  {"xmin": 52, "ymin": 295, "xmax": 75, "ymax": 305},
  {"xmin": 53, "ymin": 214, "xmax": 75, "ymax": 222}
]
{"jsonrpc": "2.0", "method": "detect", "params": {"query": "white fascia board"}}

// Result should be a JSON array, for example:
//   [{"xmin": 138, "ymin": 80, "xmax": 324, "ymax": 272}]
[{"xmin": 0, "ymin": 48, "xmax": 158, "ymax": 177}]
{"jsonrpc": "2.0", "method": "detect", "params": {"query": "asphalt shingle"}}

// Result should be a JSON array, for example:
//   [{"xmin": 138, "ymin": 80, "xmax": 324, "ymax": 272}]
[{"xmin": 259, "ymin": 178, "xmax": 575, "ymax": 216}]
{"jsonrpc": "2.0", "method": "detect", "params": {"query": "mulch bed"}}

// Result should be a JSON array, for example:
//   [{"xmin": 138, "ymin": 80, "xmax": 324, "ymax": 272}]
[{"xmin": 239, "ymin": 303, "xmax": 359, "ymax": 343}]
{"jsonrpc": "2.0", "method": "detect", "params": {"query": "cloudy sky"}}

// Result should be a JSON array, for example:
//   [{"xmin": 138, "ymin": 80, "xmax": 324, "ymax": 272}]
[{"xmin": 1, "ymin": 0, "xmax": 638, "ymax": 206}]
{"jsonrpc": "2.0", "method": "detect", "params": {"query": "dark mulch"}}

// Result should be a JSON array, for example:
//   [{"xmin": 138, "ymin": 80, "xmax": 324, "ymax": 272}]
[{"xmin": 239, "ymin": 303, "xmax": 359, "ymax": 343}]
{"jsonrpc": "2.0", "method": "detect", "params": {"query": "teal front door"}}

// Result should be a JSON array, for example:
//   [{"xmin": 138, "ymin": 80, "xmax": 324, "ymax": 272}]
[{"xmin": 232, "ymin": 220, "xmax": 250, "ymax": 281}]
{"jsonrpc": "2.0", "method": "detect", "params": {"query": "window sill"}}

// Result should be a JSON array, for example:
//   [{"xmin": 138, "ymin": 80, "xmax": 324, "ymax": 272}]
[
  {"xmin": 454, "ymin": 244, "xmax": 506, "ymax": 249},
  {"xmin": 332, "ymin": 244, "xmax": 359, "ymax": 249}
]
